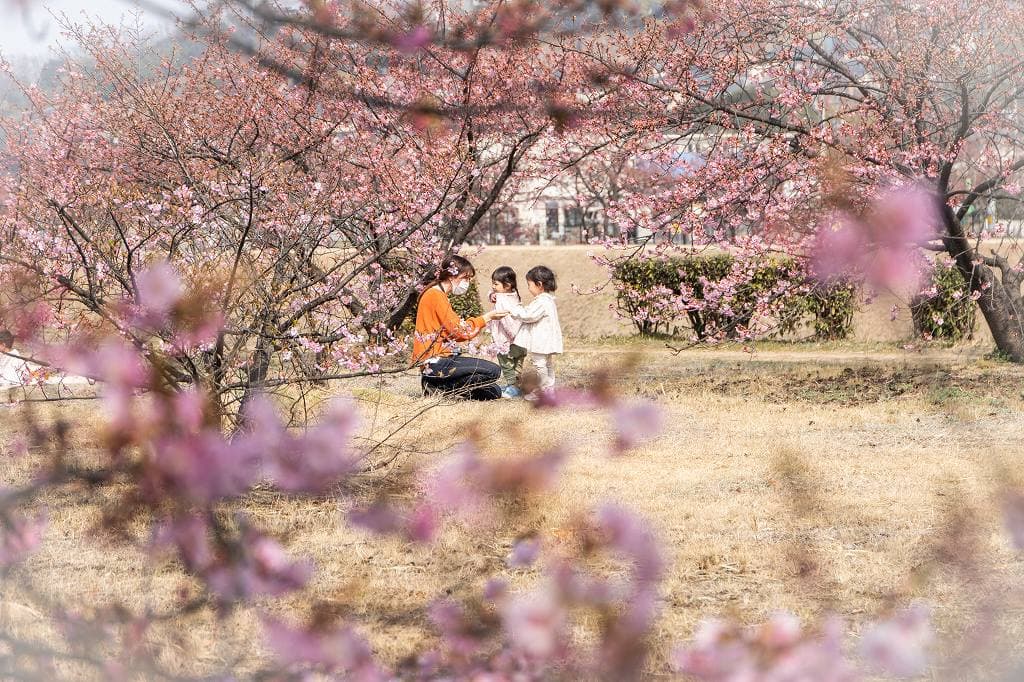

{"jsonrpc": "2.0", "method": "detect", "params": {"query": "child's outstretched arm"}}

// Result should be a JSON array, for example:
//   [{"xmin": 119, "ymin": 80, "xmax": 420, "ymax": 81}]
[{"xmin": 508, "ymin": 299, "xmax": 547, "ymax": 323}]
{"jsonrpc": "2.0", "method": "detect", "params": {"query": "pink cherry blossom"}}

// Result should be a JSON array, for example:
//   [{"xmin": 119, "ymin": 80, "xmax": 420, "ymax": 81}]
[
  {"xmin": 484, "ymin": 578, "xmax": 510, "ymax": 601},
  {"xmin": 508, "ymin": 538, "xmax": 541, "ymax": 567},
  {"xmin": 859, "ymin": 605, "xmax": 932, "ymax": 677},
  {"xmin": 406, "ymin": 504, "xmax": 438, "ymax": 543},
  {"xmin": 144, "ymin": 430, "xmax": 260, "ymax": 504},
  {"xmin": 348, "ymin": 501, "xmax": 438, "ymax": 543},
  {"xmin": 134, "ymin": 261, "xmax": 184, "ymax": 324},
  {"xmin": 1003, "ymin": 491, "xmax": 1024, "ymax": 549},
  {"xmin": 53, "ymin": 340, "xmax": 149, "ymax": 391},
  {"xmin": 672, "ymin": 613, "xmax": 858, "ymax": 681},
  {"xmin": 0, "ymin": 508, "xmax": 46, "ymax": 567},
  {"xmin": 595, "ymin": 504, "xmax": 664, "ymax": 585},
  {"xmin": 204, "ymin": 524, "xmax": 313, "ymax": 602},
  {"xmin": 868, "ymin": 185, "xmax": 939, "ymax": 248},
  {"xmin": 811, "ymin": 184, "xmax": 940, "ymax": 290},
  {"xmin": 611, "ymin": 401, "xmax": 664, "ymax": 454},
  {"xmin": 151, "ymin": 514, "xmax": 214, "ymax": 572},
  {"xmin": 424, "ymin": 443, "xmax": 565, "ymax": 528},
  {"xmin": 429, "ymin": 599, "xmax": 486, "ymax": 657},
  {"xmin": 262, "ymin": 615, "xmax": 383, "ymax": 678},
  {"xmin": 348, "ymin": 502, "xmax": 405, "ymax": 535},
  {"xmin": 251, "ymin": 397, "xmax": 359, "ymax": 494},
  {"xmin": 391, "ymin": 25, "xmax": 432, "ymax": 54},
  {"xmin": 501, "ymin": 588, "xmax": 567, "ymax": 659},
  {"xmin": 171, "ymin": 310, "xmax": 224, "ymax": 351}
]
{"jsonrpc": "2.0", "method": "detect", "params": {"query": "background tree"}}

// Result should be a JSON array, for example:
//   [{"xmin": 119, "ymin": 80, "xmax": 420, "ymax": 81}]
[
  {"xmin": 600, "ymin": 0, "xmax": 1024, "ymax": 357},
  {"xmin": 0, "ymin": 14, "xmax": 575, "ymax": 416}
]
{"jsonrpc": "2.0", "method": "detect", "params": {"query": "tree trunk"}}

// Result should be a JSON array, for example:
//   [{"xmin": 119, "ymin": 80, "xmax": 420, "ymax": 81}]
[
  {"xmin": 236, "ymin": 326, "xmax": 274, "ymax": 428},
  {"xmin": 386, "ymin": 287, "xmax": 421, "ymax": 331},
  {"xmin": 942, "ymin": 206, "xmax": 1024, "ymax": 361},
  {"xmin": 971, "ymin": 271, "xmax": 1024, "ymax": 361}
]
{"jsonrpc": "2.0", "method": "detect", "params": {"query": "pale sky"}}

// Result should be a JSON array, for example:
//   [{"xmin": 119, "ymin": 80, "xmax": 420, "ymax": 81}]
[{"xmin": 0, "ymin": 1, "xmax": 179, "ymax": 58}]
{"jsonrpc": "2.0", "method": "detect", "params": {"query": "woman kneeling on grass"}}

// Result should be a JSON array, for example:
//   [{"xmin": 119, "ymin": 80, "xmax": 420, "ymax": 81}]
[{"xmin": 412, "ymin": 255, "xmax": 508, "ymax": 401}]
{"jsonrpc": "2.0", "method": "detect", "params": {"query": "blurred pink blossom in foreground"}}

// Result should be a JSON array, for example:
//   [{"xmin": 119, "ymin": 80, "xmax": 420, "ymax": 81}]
[
  {"xmin": 262, "ymin": 615, "xmax": 384, "ymax": 679},
  {"xmin": 860, "ymin": 604, "xmax": 932, "ymax": 677},
  {"xmin": 501, "ymin": 588, "xmax": 568, "ymax": 658},
  {"xmin": 535, "ymin": 386, "xmax": 664, "ymax": 455},
  {"xmin": 673, "ymin": 606, "xmax": 932, "ymax": 681},
  {"xmin": 1005, "ymin": 493, "xmax": 1024, "ymax": 550},
  {"xmin": 812, "ymin": 184, "xmax": 939, "ymax": 290},
  {"xmin": 391, "ymin": 25, "xmax": 432, "ymax": 53},
  {"xmin": 0, "ymin": 260, "xmax": 959, "ymax": 680},
  {"xmin": 0, "ymin": 510, "xmax": 46, "ymax": 567}
]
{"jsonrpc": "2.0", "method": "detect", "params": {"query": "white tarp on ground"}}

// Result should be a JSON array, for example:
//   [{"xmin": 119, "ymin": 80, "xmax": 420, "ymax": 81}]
[{"xmin": 0, "ymin": 351, "xmax": 91, "ymax": 389}]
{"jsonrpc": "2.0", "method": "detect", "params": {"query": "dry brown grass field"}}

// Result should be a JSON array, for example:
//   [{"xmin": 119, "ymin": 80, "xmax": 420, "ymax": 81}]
[{"xmin": 4, "ymin": 338, "xmax": 1024, "ymax": 678}]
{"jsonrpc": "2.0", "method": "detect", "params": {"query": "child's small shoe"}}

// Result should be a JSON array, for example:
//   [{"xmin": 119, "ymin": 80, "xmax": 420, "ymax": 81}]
[{"xmin": 501, "ymin": 386, "xmax": 522, "ymax": 399}]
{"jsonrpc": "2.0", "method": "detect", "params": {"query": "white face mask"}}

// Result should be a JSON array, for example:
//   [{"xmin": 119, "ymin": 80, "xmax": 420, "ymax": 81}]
[{"xmin": 451, "ymin": 279, "xmax": 470, "ymax": 296}]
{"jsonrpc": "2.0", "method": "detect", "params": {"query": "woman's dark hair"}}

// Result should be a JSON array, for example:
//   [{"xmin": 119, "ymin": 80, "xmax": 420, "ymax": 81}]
[
  {"xmin": 0, "ymin": 330, "xmax": 13, "ymax": 349},
  {"xmin": 420, "ymin": 255, "xmax": 475, "ymax": 298},
  {"xmin": 526, "ymin": 265, "xmax": 557, "ymax": 292},
  {"xmin": 491, "ymin": 266, "xmax": 519, "ymax": 296}
]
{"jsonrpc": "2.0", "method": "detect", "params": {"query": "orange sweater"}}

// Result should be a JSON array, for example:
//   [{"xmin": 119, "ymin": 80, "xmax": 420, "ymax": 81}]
[{"xmin": 412, "ymin": 286, "xmax": 485, "ymax": 364}]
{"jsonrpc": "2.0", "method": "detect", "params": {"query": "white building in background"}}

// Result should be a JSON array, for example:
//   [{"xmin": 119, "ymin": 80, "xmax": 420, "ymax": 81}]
[
  {"xmin": 471, "ymin": 140, "xmax": 703, "ymax": 246},
  {"xmin": 473, "ymin": 178, "xmax": 616, "ymax": 246},
  {"xmin": 512, "ymin": 179, "xmax": 602, "ymax": 245}
]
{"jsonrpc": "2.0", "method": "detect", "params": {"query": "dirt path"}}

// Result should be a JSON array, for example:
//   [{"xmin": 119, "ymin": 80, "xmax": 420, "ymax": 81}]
[
  {"xmin": 553, "ymin": 343, "xmax": 1024, "ymax": 408},
  {"xmin": 568, "ymin": 344, "xmax": 992, "ymax": 365}
]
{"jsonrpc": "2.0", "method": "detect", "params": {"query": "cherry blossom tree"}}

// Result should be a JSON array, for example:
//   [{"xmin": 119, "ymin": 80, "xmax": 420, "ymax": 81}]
[
  {"xmin": 0, "ymin": 14, "xmax": 572, "ymax": 416},
  {"xmin": 599, "ymin": 0, "xmax": 1024, "ymax": 357},
  {"xmin": 1, "ymin": 0, "xmax": 732, "ymax": 411}
]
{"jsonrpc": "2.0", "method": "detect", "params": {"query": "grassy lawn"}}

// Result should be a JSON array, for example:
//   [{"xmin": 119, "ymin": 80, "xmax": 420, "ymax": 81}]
[{"xmin": 3, "ymin": 340, "xmax": 1024, "ymax": 677}]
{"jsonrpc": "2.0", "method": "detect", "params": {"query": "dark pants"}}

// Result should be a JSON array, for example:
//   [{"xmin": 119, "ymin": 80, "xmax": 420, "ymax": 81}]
[
  {"xmin": 497, "ymin": 343, "xmax": 527, "ymax": 386},
  {"xmin": 421, "ymin": 356, "xmax": 502, "ymax": 401}
]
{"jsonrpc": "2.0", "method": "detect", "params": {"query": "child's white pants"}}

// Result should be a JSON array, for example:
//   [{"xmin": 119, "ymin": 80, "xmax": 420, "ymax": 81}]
[{"xmin": 530, "ymin": 353, "xmax": 556, "ymax": 390}]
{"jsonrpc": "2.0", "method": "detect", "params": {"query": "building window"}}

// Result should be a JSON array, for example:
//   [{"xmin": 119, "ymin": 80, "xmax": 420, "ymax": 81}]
[
  {"xmin": 564, "ymin": 206, "xmax": 583, "ymax": 228},
  {"xmin": 545, "ymin": 202, "xmax": 560, "ymax": 234}
]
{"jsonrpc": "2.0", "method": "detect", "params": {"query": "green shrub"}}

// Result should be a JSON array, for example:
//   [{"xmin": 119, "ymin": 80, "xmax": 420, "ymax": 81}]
[
  {"xmin": 910, "ymin": 261, "xmax": 976, "ymax": 341},
  {"xmin": 612, "ymin": 258, "xmax": 688, "ymax": 336},
  {"xmin": 613, "ymin": 253, "xmax": 857, "ymax": 341},
  {"xmin": 676, "ymin": 254, "xmax": 745, "ymax": 338},
  {"xmin": 796, "ymin": 281, "xmax": 858, "ymax": 341}
]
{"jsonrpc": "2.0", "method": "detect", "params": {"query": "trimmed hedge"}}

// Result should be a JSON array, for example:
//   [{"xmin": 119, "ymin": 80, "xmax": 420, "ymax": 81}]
[
  {"xmin": 802, "ymin": 281, "xmax": 858, "ymax": 341},
  {"xmin": 910, "ymin": 261, "xmax": 976, "ymax": 341},
  {"xmin": 613, "ymin": 253, "xmax": 857, "ymax": 341}
]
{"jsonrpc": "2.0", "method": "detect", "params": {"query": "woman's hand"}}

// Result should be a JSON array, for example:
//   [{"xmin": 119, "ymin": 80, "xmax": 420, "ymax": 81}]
[{"xmin": 483, "ymin": 310, "xmax": 509, "ymax": 322}]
